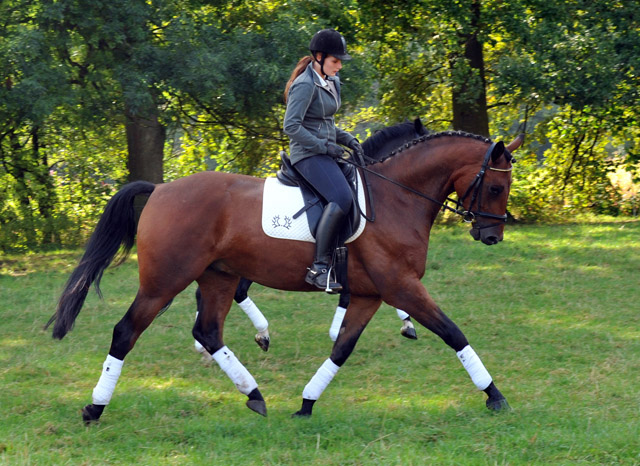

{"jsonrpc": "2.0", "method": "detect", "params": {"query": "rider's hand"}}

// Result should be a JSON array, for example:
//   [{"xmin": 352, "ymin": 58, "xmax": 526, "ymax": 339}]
[
  {"xmin": 348, "ymin": 139, "xmax": 364, "ymax": 160},
  {"xmin": 326, "ymin": 142, "xmax": 345, "ymax": 158}
]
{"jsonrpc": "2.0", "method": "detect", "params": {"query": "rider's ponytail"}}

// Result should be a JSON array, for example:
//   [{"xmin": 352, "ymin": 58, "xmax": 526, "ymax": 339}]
[{"xmin": 284, "ymin": 56, "xmax": 314, "ymax": 103}]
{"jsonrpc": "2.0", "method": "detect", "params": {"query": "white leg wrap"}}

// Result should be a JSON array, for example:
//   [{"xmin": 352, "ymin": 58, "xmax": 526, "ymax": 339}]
[
  {"xmin": 329, "ymin": 306, "xmax": 347, "ymax": 341},
  {"xmin": 212, "ymin": 346, "xmax": 258, "ymax": 395},
  {"xmin": 396, "ymin": 308, "xmax": 410, "ymax": 320},
  {"xmin": 194, "ymin": 339, "xmax": 205, "ymax": 353},
  {"xmin": 237, "ymin": 297, "xmax": 268, "ymax": 332},
  {"xmin": 92, "ymin": 355, "xmax": 124, "ymax": 405},
  {"xmin": 302, "ymin": 358, "xmax": 340, "ymax": 400},
  {"xmin": 457, "ymin": 345, "xmax": 492, "ymax": 390}
]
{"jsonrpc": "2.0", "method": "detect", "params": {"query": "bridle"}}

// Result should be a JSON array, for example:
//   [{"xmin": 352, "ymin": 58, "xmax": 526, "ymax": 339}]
[
  {"xmin": 346, "ymin": 141, "xmax": 513, "ymax": 225},
  {"xmin": 454, "ymin": 142, "xmax": 513, "ymax": 229}
]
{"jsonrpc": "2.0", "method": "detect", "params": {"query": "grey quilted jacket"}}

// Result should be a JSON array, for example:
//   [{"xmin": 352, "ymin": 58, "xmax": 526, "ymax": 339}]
[{"xmin": 283, "ymin": 63, "xmax": 356, "ymax": 164}]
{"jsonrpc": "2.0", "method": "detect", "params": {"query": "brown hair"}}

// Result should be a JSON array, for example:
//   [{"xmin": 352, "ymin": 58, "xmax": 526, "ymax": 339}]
[{"xmin": 284, "ymin": 56, "xmax": 313, "ymax": 103}]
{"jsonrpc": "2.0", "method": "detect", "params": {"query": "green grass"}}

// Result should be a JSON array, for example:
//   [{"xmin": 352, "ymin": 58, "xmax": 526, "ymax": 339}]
[{"xmin": 1, "ymin": 220, "xmax": 639, "ymax": 465}]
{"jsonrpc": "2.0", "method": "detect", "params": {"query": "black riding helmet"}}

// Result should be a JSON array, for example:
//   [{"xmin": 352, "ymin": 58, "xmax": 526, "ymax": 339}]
[{"xmin": 309, "ymin": 29, "xmax": 351, "ymax": 76}]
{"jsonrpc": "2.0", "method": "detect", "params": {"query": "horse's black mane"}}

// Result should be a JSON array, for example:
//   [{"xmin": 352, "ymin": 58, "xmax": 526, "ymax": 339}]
[
  {"xmin": 365, "ymin": 129, "xmax": 509, "ymax": 166},
  {"xmin": 361, "ymin": 120, "xmax": 423, "ymax": 160},
  {"xmin": 359, "ymin": 119, "xmax": 515, "ymax": 166}
]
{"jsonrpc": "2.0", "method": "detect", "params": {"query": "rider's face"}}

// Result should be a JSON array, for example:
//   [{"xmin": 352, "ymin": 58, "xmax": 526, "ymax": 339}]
[{"xmin": 314, "ymin": 54, "xmax": 343, "ymax": 77}]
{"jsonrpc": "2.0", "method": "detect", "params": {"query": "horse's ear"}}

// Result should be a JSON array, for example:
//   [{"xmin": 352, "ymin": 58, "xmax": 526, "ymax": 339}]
[
  {"xmin": 414, "ymin": 118, "xmax": 426, "ymax": 134},
  {"xmin": 506, "ymin": 133, "xmax": 525, "ymax": 152},
  {"xmin": 491, "ymin": 141, "xmax": 505, "ymax": 163}
]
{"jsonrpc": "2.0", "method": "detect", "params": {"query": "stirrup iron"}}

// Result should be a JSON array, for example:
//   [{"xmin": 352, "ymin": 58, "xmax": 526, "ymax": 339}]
[{"xmin": 324, "ymin": 265, "xmax": 333, "ymax": 293}]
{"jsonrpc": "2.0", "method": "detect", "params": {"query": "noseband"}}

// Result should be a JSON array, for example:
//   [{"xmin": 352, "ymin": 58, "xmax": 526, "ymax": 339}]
[{"xmin": 346, "ymin": 141, "xmax": 513, "ymax": 224}]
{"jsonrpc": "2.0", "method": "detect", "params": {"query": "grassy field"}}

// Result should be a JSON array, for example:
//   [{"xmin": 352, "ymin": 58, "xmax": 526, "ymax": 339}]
[{"xmin": 1, "ymin": 220, "xmax": 639, "ymax": 465}]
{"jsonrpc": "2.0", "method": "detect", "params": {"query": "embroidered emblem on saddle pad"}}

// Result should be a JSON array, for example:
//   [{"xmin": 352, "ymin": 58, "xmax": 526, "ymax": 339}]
[{"xmin": 261, "ymin": 174, "xmax": 367, "ymax": 243}]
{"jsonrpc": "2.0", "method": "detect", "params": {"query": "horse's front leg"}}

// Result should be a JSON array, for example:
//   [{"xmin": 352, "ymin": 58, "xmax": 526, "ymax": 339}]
[
  {"xmin": 293, "ymin": 295, "xmax": 382, "ymax": 417},
  {"xmin": 233, "ymin": 278, "xmax": 270, "ymax": 352},
  {"xmin": 388, "ymin": 280, "xmax": 509, "ymax": 411},
  {"xmin": 194, "ymin": 271, "xmax": 267, "ymax": 417}
]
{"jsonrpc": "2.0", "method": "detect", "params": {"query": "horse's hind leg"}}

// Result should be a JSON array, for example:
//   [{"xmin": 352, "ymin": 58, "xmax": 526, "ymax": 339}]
[
  {"xmin": 193, "ymin": 287, "xmax": 209, "ymax": 356},
  {"xmin": 82, "ymin": 292, "xmax": 169, "ymax": 423},
  {"xmin": 194, "ymin": 279, "xmax": 269, "ymax": 353},
  {"xmin": 328, "ymin": 292, "xmax": 350, "ymax": 341},
  {"xmin": 294, "ymin": 295, "xmax": 382, "ymax": 417},
  {"xmin": 193, "ymin": 271, "xmax": 267, "ymax": 417}
]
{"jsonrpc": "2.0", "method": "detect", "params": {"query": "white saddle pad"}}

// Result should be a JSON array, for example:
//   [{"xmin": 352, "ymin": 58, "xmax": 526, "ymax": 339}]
[{"xmin": 261, "ymin": 173, "xmax": 367, "ymax": 243}]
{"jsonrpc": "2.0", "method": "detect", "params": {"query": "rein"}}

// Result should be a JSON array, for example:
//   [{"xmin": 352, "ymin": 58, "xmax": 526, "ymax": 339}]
[{"xmin": 345, "ymin": 142, "xmax": 513, "ymax": 225}]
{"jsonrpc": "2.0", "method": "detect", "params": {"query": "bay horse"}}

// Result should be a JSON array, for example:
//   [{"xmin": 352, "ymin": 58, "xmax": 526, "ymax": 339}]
[
  {"xmin": 200, "ymin": 118, "xmax": 429, "ymax": 353},
  {"xmin": 47, "ymin": 130, "xmax": 523, "ymax": 422}
]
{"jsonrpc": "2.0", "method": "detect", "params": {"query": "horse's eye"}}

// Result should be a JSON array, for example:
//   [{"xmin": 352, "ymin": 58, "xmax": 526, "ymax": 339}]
[{"xmin": 488, "ymin": 185, "xmax": 504, "ymax": 196}]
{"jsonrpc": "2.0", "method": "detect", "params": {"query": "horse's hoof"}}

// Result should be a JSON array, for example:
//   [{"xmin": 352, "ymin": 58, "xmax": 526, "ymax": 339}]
[
  {"xmin": 401, "ymin": 327, "xmax": 417, "ymax": 340},
  {"xmin": 81, "ymin": 404, "xmax": 105, "ymax": 424},
  {"xmin": 486, "ymin": 397, "xmax": 511, "ymax": 411},
  {"xmin": 255, "ymin": 335, "xmax": 270, "ymax": 352},
  {"xmin": 246, "ymin": 399, "xmax": 267, "ymax": 417},
  {"xmin": 291, "ymin": 398, "xmax": 315, "ymax": 417}
]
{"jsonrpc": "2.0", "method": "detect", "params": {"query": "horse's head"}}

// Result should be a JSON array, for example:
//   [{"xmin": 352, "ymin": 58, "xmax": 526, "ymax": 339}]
[{"xmin": 456, "ymin": 134, "xmax": 524, "ymax": 245}]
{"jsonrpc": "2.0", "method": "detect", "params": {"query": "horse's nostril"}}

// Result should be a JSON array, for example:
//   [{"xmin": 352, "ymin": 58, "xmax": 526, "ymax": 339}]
[{"xmin": 484, "ymin": 236, "xmax": 498, "ymax": 245}]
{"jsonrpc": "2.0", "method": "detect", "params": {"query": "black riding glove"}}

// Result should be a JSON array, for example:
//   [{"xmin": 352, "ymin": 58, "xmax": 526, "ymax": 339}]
[
  {"xmin": 326, "ymin": 142, "xmax": 345, "ymax": 158},
  {"xmin": 348, "ymin": 139, "xmax": 364, "ymax": 160}
]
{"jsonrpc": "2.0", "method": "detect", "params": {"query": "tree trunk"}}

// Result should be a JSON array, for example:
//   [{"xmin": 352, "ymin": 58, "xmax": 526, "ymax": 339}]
[
  {"xmin": 125, "ymin": 105, "xmax": 166, "ymax": 183},
  {"xmin": 125, "ymin": 104, "xmax": 165, "ymax": 221},
  {"xmin": 450, "ymin": 0, "xmax": 490, "ymax": 137},
  {"xmin": 31, "ymin": 126, "xmax": 60, "ymax": 245},
  {"xmin": 6, "ymin": 131, "xmax": 37, "ymax": 246}
]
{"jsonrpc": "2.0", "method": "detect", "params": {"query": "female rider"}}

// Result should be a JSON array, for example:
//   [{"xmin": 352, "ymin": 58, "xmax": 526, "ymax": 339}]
[{"xmin": 283, "ymin": 29, "xmax": 363, "ymax": 293}]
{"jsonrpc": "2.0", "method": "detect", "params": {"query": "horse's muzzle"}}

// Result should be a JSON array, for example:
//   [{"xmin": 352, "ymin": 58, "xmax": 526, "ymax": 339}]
[{"xmin": 469, "ymin": 225, "xmax": 503, "ymax": 245}]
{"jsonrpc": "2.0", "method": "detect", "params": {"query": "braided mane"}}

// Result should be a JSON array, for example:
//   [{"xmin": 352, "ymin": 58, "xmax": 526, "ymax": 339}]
[
  {"xmin": 366, "ymin": 131, "xmax": 497, "ymax": 166},
  {"xmin": 361, "ymin": 120, "xmax": 421, "ymax": 158}
]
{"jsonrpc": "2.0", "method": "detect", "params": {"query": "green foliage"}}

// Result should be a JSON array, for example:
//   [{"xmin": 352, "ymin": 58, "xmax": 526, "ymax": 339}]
[
  {"xmin": 1, "ymin": 0, "xmax": 639, "ymax": 251},
  {"xmin": 499, "ymin": 103, "xmax": 638, "ymax": 221},
  {"xmin": 487, "ymin": 1, "xmax": 640, "ymax": 218}
]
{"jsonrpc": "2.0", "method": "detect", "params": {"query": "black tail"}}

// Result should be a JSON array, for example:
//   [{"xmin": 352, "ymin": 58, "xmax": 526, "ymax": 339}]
[{"xmin": 46, "ymin": 181, "xmax": 156, "ymax": 339}]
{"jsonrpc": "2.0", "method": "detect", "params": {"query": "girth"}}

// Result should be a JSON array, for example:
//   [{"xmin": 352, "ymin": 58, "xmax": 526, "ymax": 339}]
[{"xmin": 276, "ymin": 152, "xmax": 361, "ymax": 242}]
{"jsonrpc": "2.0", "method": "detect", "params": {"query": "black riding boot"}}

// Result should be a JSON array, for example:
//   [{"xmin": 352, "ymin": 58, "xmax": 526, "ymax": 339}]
[{"xmin": 305, "ymin": 202, "xmax": 346, "ymax": 294}]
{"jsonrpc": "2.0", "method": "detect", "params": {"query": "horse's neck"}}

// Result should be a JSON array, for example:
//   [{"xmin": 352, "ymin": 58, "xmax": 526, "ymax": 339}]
[
  {"xmin": 373, "ymin": 141, "xmax": 409, "ymax": 160},
  {"xmin": 363, "ymin": 124, "xmax": 417, "ymax": 161},
  {"xmin": 368, "ymin": 147, "xmax": 452, "ymax": 233},
  {"xmin": 383, "ymin": 144, "xmax": 458, "ymax": 198}
]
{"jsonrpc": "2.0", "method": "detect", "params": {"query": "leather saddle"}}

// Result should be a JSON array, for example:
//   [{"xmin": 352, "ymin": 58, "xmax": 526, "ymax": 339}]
[{"xmin": 276, "ymin": 151, "xmax": 362, "ymax": 242}]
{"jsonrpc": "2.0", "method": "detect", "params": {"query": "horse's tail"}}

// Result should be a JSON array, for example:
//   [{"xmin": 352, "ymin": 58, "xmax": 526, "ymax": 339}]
[{"xmin": 46, "ymin": 180, "xmax": 156, "ymax": 339}]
